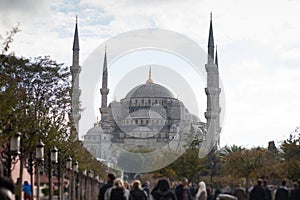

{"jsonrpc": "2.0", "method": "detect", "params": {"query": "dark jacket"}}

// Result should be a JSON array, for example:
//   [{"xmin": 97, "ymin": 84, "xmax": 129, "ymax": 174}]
[
  {"xmin": 110, "ymin": 188, "xmax": 126, "ymax": 200},
  {"xmin": 275, "ymin": 187, "xmax": 289, "ymax": 200},
  {"xmin": 130, "ymin": 188, "xmax": 147, "ymax": 200},
  {"xmin": 98, "ymin": 181, "xmax": 114, "ymax": 200},
  {"xmin": 250, "ymin": 185, "xmax": 265, "ymax": 200},
  {"xmin": 175, "ymin": 184, "xmax": 192, "ymax": 200},
  {"xmin": 290, "ymin": 187, "xmax": 300, "ymax": 200},
  {"xmin": 264, "ymin": 186, "xmax": 272, "ymax": 200}
]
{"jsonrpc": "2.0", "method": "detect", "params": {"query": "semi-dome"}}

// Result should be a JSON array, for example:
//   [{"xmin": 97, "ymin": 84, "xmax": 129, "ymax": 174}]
[
  {"xmin": 125, "ymin": 82, "xmax": 174, "ymax": 99},
  {"xmin": 86, "ymin": 123, "xmax": 104, "ymax": 135}
]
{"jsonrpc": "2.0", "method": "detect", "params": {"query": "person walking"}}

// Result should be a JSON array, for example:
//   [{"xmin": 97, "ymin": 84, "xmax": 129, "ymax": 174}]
[
  {"xmin": 250, "ymin": 179, "xmax": 265, "ymax": 200},
  {"xmin": 22, "ymin": 181, "xmax": 32, "ymax": 200},
  {"xmin": 175, "ymin": 178, "xmax": 192, "ymax": 200},
  {"xmin": 275, "ymin": 180, "xmax": 289, "ymax": 200},
  {"xmin": 130, "ymin": 180, "xmax": 148, "ymax": 200},
  {"xmin": 195, "ymin": 181, "xmax": 207, "ymax": 200},
  {"xmin": 142, "ymin": 181, "xmax": 151, "ymax": 200},
  {"xmin": 151, "ymin": 178, "xmax": 176, "ymax": 200},
  {"xmin": 233, "ymin": 184, "xmax": 246, "ymax": 200},
  {"xmin": 263, "ymin": 180, "xmax": 272, "ymax": 200},
  {"xmin": 98, "ymin": 172, "xmax": 116, "ymax": 200},
  {"xmin": 106, "ymin": 178, "xmax": 129, "ymax": 200},
  {"xmin": 290, "ymin": 181, "xmax": 300, "ymax": 200}
]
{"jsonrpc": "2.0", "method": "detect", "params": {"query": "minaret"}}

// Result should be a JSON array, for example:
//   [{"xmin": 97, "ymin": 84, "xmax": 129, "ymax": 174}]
[
  {"xmin": 205, "ymin": 13, "xmax": 221, "ymax": 149},
  {"xmin": 100, "ymin": 47, "xmax": 109, "ymax": 122},
  {"xmin": 208, "ymin": 13, "xmax": 214, "ymax": 64},
  {"xmin": 70, "ymin": 16, "xmax": 81, "ymax": 140}
]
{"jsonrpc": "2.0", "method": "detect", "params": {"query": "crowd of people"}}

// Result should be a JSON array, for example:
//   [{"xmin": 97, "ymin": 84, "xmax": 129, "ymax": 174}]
[
  {"xmin": 98, "ymin": 173, "xmax": 210, "ymax": 200},
  {"xmin": 98, "ymin": 173, "xmax": 300, "ymax": 200},
  {"xmin": 249, "ymin": 179, "xmax": 300, "ymax": 200},
  {"xmin": 1, "ymin": 171, "xmax": 300, "ymax": 200}
]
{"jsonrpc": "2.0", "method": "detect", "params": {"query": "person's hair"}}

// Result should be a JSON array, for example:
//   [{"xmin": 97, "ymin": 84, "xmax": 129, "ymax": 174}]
[
  {"xmin": 107, "ymin": 173, "xmax": 116, "ymax": 182},
  {"xmin": 0, "ymin": 177, "xmax": 15, "ymax": 194},
  {"xmin": 293, "ymin": 182, "xmax": 298, "ymax": 188},
  {"xmin": 154, "ymin": 178, "xmax": 170, "ymax": 192},
  {"xmin": 114, "ymin": 178, "xmax": 124, "ymax": 189},
  {"xmin": 132, "ymin": 180, "xmax": 141, "ymax": 189},
  {"xmin": 0, "ymin": 176, "xmax": 15, "ymax": 200},
  {"xmin": 282, "ymin": 180, "xmax": 286, "ymax": 186},
  {"xmin": 182, "ymin": 178, "xmax": 188, "ymax": 185},
  {"xmin": 257, "ymin": 179, "xmax": 263, "ymax": 185}
]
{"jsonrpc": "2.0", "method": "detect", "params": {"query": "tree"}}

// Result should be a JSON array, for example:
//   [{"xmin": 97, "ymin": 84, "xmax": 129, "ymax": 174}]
[
  {"xmin": 0, "ymin": 27, "xmax": 107, "ymax": 198},
  {"xmin": 222, "ymin": 147, "xmax": 284, "ymax": 199},
  {"xmin": 281, "ymin": 130, "xmax": 300, "ymax": 180}
]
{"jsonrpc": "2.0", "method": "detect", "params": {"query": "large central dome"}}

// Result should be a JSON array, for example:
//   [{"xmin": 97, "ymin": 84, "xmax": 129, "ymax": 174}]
[{"xmin": 125, "ymin": 82, "xmax": 174, "ymax": 98}]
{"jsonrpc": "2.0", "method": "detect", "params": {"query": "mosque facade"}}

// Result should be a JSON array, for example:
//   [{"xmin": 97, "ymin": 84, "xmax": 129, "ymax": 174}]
[{"xmin": 70, "ymin": 15, "xmax": 221, "ymax": 166}]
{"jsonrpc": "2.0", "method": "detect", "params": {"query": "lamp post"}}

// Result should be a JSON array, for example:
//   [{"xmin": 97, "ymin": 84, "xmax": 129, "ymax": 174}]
[
  {"xmin": 57, "ymin": 152, "xmax": 61, "ymax": 200},
  {"xmin": 36, "ymin": 139, "xmax": 44, "ymax": 200},
  {"xmin": 27, "ymin": 152, "xmax": 34, "ymax": 200},
  {"xmin": 82, "ymin": 170, "xmax": 87, "ymax": 200},
  {"xmin": 49, "ymin": 146, "xmax": 58, "ymax": 200},
  {"xmin": 88, "ymin": 170, "xmax": 94, "ymax": 199},
  {"xmin": 66, "ymin": 156, "xmax": 72, "ymax": 200},
  {"xmin": 72, "ymin": 161, "xmax": 79, "ymax": 200}
]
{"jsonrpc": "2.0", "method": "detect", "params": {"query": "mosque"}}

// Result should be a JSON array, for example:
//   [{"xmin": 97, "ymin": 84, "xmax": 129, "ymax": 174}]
[{"xmin": 70, "ymin": 15, "xmax": 221, "ymax": 167}]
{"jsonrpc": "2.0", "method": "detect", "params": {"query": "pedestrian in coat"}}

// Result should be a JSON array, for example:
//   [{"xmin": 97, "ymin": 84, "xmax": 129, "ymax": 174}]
[
  {"xmin": 130, "ymin": 180, "xmax": 147, "ymax": 200},
  {"xmin": 195, "ymin": 181, "xmax": 207, "ymax": 200},
  {"xmin": 98, "ymin": 172, "xmax": 116, "ymax": 200},
  {"xmin": 250, "ymin": 179, "xmax": 265, "ymax": 200},
  {"xmin": 275, "ymin": 180, "xmax": 289, "ymax": 200}
]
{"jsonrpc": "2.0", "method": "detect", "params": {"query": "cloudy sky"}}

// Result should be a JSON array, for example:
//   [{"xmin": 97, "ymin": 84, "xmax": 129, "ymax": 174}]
[{"xmin": 1, "ymin": 0, "xmax": 300, "ymax": 148}]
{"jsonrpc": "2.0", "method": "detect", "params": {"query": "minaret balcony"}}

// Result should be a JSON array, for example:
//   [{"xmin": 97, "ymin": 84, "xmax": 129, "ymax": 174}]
[
  {"xmin": 205, "ymin": 88, "xmax": 221, "ymax": 95},
  {"xmin": 205, "ymin": 111, "xmax": 218, "ymax": 119},
  {"xmin": 100, "ymin": 88, "xmax": 109, "ymax": 95}
]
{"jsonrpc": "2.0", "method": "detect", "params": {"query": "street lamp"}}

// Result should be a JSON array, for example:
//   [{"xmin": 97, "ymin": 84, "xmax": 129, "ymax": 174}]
[
  {"xmin": 73, "ymin": 161, "xmax": 78, "ymax": 173},
  {"xmin": 66, "ymin": 156, "xmax": 72, "ymax": 171},
  {"xmin": 36, "ymin": 140, "xmax": 44, "ymax": 162},
  {"xmin": 51, "ymin": 147, "xmax": 58, "ymax": 163},
  {"xmin": 35, "ymin": 139, "xmax": 44, "ymax": 200},
  {"xmin": 9, "ymin": 131, "xmax": 21, "ymax": 156},
  {"xmin": 48, "ymin": 147, "xmax": 58, "ymax": 200}
]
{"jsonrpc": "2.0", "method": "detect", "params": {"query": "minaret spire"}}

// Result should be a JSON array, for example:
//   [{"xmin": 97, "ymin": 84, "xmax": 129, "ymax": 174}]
[
  {"xmin": 70, "ymin": 16, "xmax": 81, "ymax": 140},
  {"xmin": 146, "ymin": 66, "xmax": 153, "ymax": 83},
  {"xmin": 100, "ymin": 47, "xmax": 109, "ymax": 122},
  {"xmin": 73, "ymin": 15, "xmax": 80, "ymax": 52},
  {"xmin": 215, "ymin": 46, "xmax": 218, "ymax": 68},
  {"xmin": 208, "ymin": 12, "xmax": 215, "ymax": 63}
]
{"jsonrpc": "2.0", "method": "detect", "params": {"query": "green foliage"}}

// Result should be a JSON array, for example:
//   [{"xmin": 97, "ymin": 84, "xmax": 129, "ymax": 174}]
[
  {"xmin": 281, "ymin": 131, "xmax": 300, "ymax": 180},
  {"xmin": 41, "ymin": 187, "xmax": 49, "ymax": 196},
  {"xmin": 0, "ymin": 54, "xmax": 72, "ymax": 156},
  {"xmin": 153, "ymin": 148, "xmax": 206, "ymax": 183}
]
